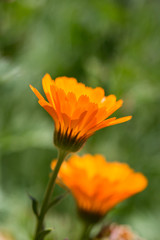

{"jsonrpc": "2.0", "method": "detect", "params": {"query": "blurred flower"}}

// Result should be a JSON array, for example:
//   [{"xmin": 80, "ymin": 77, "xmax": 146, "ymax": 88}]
[
  {"xmin": 51, "ymin": 154, "xmax": 147, "ymax": 222},
  {"xmin": 30, "ymin": 74, "xmax": 131, "ymax": 152},
  {"xmin": 0, "ymin": 232, "xmax": 13, "ymax": 240},
  {"xmin": 94, "ymin": 223, "xmax": 145, "ymax": 240}
]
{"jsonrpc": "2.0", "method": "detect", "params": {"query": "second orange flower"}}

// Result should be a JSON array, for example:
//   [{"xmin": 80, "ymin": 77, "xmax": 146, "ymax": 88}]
[{"xmin": 51, "ymin": 154, "xmax": 148, "ymax": 222}]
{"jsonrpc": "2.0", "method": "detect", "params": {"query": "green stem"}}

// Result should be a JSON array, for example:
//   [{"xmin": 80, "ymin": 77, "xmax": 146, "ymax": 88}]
[
  {"xmin": 34, "ymin": 149, "xmax": 68, "ymax": 240},
  {"xmin": 80, "ymin": 222, "xmax": 92, "ymax": 240}
]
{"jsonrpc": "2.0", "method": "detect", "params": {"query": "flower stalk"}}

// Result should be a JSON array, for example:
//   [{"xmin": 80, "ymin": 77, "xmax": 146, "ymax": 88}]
[
  {"xmin": 80, "ymin": 222, "xmax": 93, "ymax": 240},
  {"xmin": 34, "ymin": 149, "xmax": 68, "ymax": 240}
]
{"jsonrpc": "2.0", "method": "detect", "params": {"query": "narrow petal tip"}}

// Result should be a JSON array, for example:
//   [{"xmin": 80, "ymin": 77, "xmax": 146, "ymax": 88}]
[
  {"xmin": 127, "ymin": 115, "xmax": 132, "ymax": 121},
  {"xmin": 43, "ymin": 73, "xmax": 52, "ymax": 79},
  {"xmin": 29, "ymin": 84, "xmax": 44, "ymax": 100},
  {"xmin": 29, "ymin": 84, "xmax": 34, "ymax": 91}
]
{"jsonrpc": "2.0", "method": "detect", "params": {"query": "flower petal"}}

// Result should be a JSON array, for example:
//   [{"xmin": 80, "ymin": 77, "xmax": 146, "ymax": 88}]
[
  {"xmin": 29, "ymin": 85, "xmax": 44, "ymax": 101},
  {"xmin": 105, "ymin": 116, "xmax": 132, "ymax": 126}
]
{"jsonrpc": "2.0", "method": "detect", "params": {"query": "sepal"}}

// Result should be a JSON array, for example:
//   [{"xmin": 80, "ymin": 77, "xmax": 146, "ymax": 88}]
[
  {"xmin": 37, "ymin": 229, "xmax": 52, "ymax": 240},
  {"xmin": 28, "ymin": 194, "xmax": 39, "ymax": 218},
  {"xmin": 47, "ymin": 191, "xmax": 68, "ymax": 212}
]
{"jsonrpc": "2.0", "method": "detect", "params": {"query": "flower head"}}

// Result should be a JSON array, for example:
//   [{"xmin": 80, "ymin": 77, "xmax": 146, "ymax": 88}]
[
  {"xmin": 51, "ymin": 154, "xmax": 147, "ymax": 222},
  {"xmin": 30, "ymin": 74, "xmax": 132, "ymax": 152}
]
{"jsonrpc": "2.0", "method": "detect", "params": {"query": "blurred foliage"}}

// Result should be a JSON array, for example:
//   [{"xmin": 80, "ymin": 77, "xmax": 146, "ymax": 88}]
[{"xmin": 0, "ymin": 0, "xmax": 160, "ymax": 239}]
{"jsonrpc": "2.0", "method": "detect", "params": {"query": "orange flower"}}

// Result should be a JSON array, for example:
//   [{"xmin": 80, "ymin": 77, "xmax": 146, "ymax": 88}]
[
  {"xmin": 30, "ymin": 74, "xmax": 132, "ymax": 152},
  {"xmin": 51, "ymin": 154, "xmax": 147, "ymax": 222}
]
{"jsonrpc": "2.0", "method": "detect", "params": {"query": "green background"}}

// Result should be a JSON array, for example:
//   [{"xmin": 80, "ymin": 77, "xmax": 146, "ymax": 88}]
[{"xmin": 0, "ymin": 0, "xmax": 160, "ymax": 239}]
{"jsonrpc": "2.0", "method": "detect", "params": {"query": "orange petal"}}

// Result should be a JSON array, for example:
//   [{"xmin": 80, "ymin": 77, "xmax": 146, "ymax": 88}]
[
  {"xmin": 29, "ymin": 85, "xmax": 44, "ymax": 101},
  {"xmin": 38, "ymin": 99, "xmax": 59, "ymax": 129},
  {"xmin": 50, "ymin": 84, "xmax": 62, "ymax": 119},
  {"xmin": 86, "ymin": 117, "xmax": 117, "ymax": 135},
  {"xmin": 42, "ymin": 73, "xmax": 54, "ymax": 105},
  {"xmin": 104, "ymin": 99, "xmax": 123, "ymax": 118},
  {"xmin": 90, "ymin": 87, "xmax": 105, "ymax": 103},
  {"xmin": 61, "ymin": 113, "xmax": 71, "ymax": 132},
  {"xmin": 55, "ymin": 76, "xmax": 78, "ymax": 95},
  {"xmin": 102, "ymin": 94, "xmax": 117, "ymax": 108},
  {"xmin": 106, "ymin": 116, "xmax": 132, "ymax": 126}
]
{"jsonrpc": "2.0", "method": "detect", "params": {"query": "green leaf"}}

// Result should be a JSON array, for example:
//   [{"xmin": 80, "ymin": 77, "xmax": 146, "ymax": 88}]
[
  {"xmin": 47, "ymin": 191, "xmax": 68, "ymax": 212},
  {"xmin": 28, "ymin": 194, "xmax": 39, "ymax": 218},
  {"xmin": 38, "ymin": 229, "xmax": 52, "ymax": 240}
]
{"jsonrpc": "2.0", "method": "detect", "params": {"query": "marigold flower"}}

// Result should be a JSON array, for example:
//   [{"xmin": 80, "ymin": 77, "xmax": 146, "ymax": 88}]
[
  {"xmin": 51, "ymin": 154, "xmax": 147, "ymax": 222},
  {"xmin": 30, "ymin": 74, "xmax": 132, "ymax": 152}
]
